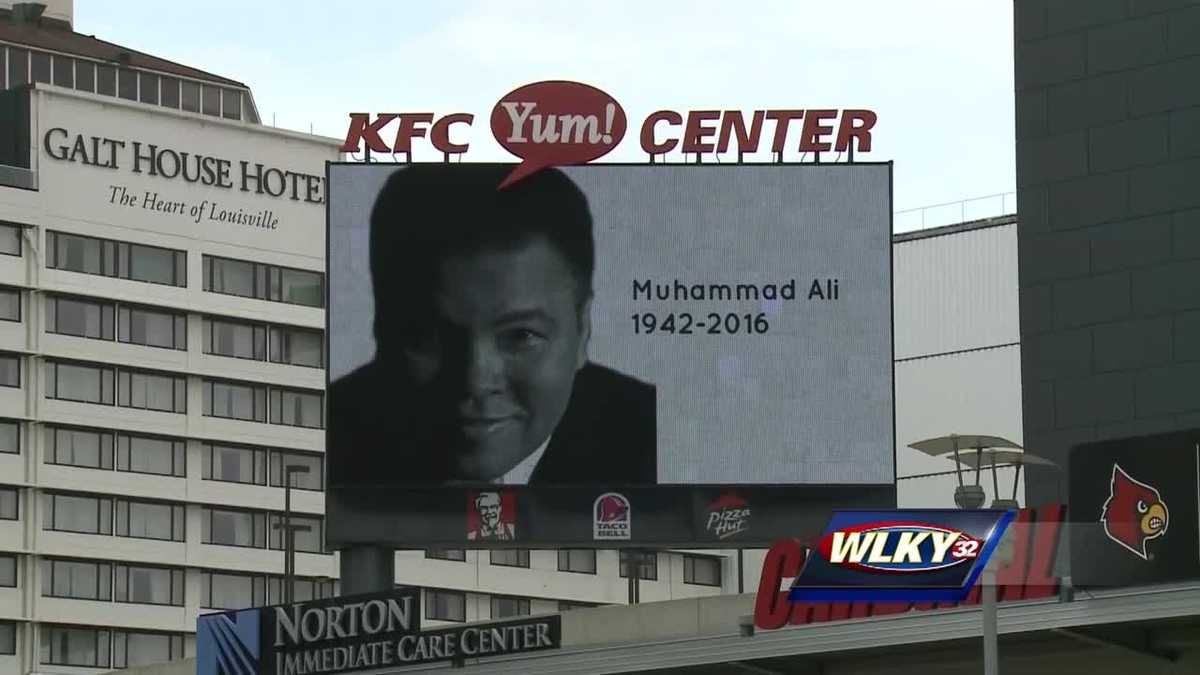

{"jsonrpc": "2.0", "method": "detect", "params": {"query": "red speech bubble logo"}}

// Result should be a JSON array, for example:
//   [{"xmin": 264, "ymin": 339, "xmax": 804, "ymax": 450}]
[{"xmin": 491, "ymin": 80, "xmax": 626, "ymax": 189}]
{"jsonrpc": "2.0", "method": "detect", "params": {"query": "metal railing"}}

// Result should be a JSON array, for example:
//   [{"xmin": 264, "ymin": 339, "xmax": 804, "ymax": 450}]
[{"xmin": 894, "ymin": 192, "xmax": 1016, "ymax": 232}]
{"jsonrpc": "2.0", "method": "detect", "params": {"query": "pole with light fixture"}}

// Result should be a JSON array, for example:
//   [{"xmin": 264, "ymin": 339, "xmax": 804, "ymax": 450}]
[{"xmin": 276, "ymin": 464, "xmax": 311, "ymax": 604}]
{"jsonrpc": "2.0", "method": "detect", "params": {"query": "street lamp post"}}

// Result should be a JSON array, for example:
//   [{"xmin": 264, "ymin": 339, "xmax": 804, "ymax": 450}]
[{"xmin": 278, "ymin": 464, "xmax": 311, "ymax": 604}]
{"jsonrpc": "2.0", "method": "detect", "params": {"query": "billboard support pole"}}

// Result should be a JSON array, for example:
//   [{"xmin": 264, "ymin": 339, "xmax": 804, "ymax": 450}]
[
  {"xmin": 982, "ymin": 565, "xmax": 999, "ymax": 675},
  {"xmin": 340, "ymin": 546, "xmax": 395, "ymax": 595}
]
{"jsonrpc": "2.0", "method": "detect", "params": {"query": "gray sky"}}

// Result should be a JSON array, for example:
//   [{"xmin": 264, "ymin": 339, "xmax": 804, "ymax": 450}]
[{"xmin": 75, "ymin": 1, "xmax": 1015, "ymax": 231}]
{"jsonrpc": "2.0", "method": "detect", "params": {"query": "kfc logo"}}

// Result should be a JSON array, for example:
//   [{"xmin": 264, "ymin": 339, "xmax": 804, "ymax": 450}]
[
  {"xmin": 593, "ymin": 492, "xmax": 631, "ymax": 540},
  {"xmin": 467, "ymin": 490, "xmax": 517, "ymax": 541},
  {"xmin": 705, "ymin": 493, "xmax": 751, "ymax": 540}
]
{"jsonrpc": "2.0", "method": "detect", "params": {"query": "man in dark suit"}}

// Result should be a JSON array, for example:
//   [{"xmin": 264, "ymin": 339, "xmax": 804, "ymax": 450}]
[{"xmin": 328, "ymin": 163, "xmax": 656, "ymax": 485}]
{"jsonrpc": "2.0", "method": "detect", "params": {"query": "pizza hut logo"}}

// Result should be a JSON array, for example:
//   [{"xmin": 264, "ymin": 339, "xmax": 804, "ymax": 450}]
[
  {"xmin": 593, "ymin": 492, "xmax": 631, "ymax": 540},
  {"xmin": 706, "ymin": 493, "xmax": 750, "ymax": 540}
]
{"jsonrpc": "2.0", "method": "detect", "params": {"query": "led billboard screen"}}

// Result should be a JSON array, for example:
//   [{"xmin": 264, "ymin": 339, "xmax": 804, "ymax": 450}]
[{"xmin": 326, "ymin": 162, "xmax": 895, "ymax": 547}]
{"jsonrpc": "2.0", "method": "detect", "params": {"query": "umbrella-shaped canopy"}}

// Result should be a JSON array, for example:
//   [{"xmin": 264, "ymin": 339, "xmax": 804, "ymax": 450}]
[
  {"xmin": 948, "ymin": 449, "xmax": 1055, "ymax": 469},
  {"xmin": 907, "ymin": 435, "xmax": 1023, "ymax": 456}
]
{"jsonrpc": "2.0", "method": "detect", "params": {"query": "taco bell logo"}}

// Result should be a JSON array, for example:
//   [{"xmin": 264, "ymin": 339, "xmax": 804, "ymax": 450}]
[
  {"xmin": 593, "ymin": 492, "xmax": 631, "ymax": 540},
  {"xmin": 706, "ymin": 494, "xmax": 750, "ymax": 539}
]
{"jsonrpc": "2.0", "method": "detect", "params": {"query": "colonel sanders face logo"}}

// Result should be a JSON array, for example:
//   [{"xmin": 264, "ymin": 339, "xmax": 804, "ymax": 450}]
[
  {"xmin": 467, "ymin": 491, "xmax": 515, "ymax": 541},
  {"xmin": 1101, "ymin": 464, "xmax": 1168, "ymax": 561}
]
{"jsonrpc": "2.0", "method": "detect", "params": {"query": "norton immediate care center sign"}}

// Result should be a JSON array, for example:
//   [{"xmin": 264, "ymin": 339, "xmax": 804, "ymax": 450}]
[{"xmin": 339, "ymin": 80, "xmax": 879, "ymax": 180}]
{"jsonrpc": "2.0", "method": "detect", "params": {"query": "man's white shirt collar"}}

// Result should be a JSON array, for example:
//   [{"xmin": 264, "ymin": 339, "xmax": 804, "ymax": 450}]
[{"xmin": 495, "ymin": 437, "xmax": 550, "ymax": 485}]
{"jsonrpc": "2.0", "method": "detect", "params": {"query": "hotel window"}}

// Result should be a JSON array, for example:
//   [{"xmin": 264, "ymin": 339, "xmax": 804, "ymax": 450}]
[
  {"xmin": 118, "ymin": 305, "xmax": 187, "ymax": 350},
  {"xmin": 30, "ymin": 50, "xmax": 50, "ymax": 84},
  {"xmin": 425, "ymin": 548, "xmax": 466, "ymax": 562},
  {"xmin": 138, "ymin": 72, "xmax": 159, "ymax": 105},
  {"xmin": 268, "ymin": 513, "xmax": 324, "ymax": 554},
  {"xmin": 201, "ymin": 443, "xmax": 267, "ymax": 485},
  {"xmin": 46, "ymin": 232, "xmax": 187, "ymax": 287},
  {"xmin": 222, "ymin": 88, "xmax": 241, "ymax": 120},
  {"xmin": 201, "ymin": 571, "xmax": 267, "ymax": 610},
  {"xmin": 0, "ymin": 554, "xmax": 14, "ymax": 587},
  {"xmin": 40, "ymin": 625, "xmax": 110, "ymax": 668},
  {"xmin": 46, "ymin": 295, "xmax": 115, "ymax": 340},
  {"xmin": 203, "ymin": 255, "xmax": 324, "ymax": 308},
  {"xmin": 201, "ymin": 507, "xmax": 266, "ymax": 548},
  {"xmin": 490, "ymin": 596, "xmax": 531, "ymax": 619},
  {"xmin": 42, "ymin": 493, "xmax": 113, "ymax": 535},
  {"xmin": 201, "ymin": 83, "xmax": 220, "ymax": 116},
  {"xmin": 0, "ymin": 353, "xmax": 18, "ymax": 387},
  {"xmin": 75, "ymin": 59, "xmax": 95, "ymax": 92},
  {"xmin": 7, "ymin": 48, "xmax": 27, "ymax": 87},
  {"xmin": 269, "ymin": 325, "xmax": 324, "ymax": 367},
  {"xmin": 117, "ymin": 369, "xmax": 187, "ymax": 413},
  {"xmin": 0, "ymin": 420, "xmax": 17, "ymax": 454},
  {"xmin": 270, "ymin": 387, "xmax": 323, "ymax": 428},
  {"xmin": 683, "ymin": 554, "xmax": 722, "ymax": 586},
  {"xmin": 0, "ymin": 223, "xmax": 21, "ymax": 256},
  {"xmin": 96, "ymin": 64, "xmax": 115, "ymax": 96},
  {"xmin": 114, "ymin": 564, "xmax": 184, "ymax": 606},
  {"xmin": 203, "ymin": 317, "xmax": 266, "ymax": 360},
  {"xmin": 40, "ymin": 558, "xmax": 112, "ymax": 601},
  {"xmin": 117, "ymin": 433, "xmax": 186, "ymax": 477},
  {"xmin": 181, "ymin": 80, "xmax": 200, "ymax": 113},
  {"xmin": 425, "ymin": 590, "xmax": 466, "ymax": 622},
  {"xmin": 0, "ymin": 487, "xmax": 16, "ymax": 520},
  {"xmin": 619, "ymin": 550, "xmax": 658, "ymax": 581},
  {"xmin": 45, "ymin": 360, "xmax": 115, "ymax": 404},
  {"xmin": 203, "ymin": 379, "xmax": 267, "ymax": 422},
  {"xmin": 489, "ymin": 549, "xmax": 530, "ymax": 568},
  {"xmin": 45, "ymin": 426, "xmax": 114, "ymax": 470},
  {"xmin": 269, "ymin": 451, "xmax": 323, "ymax": 491},
  {"xmin": 0, "ymin": 621, "xmax": 12, "ymax": 655},
  {"xmin": 117, "ymin": 67, "xmax": 137, "ymax": 100},
  {"xmin": 558, "ymin": 601, "xmax": 596, "ymax": 612},
  {"xmin": 115, "ymin": 499, "xmax": 185, "ymax": 542},
  {"xmin": 52, "ymin": 54, "xmax": 73, "ymax": 88},
  {"xmin": 0, "ymin": 287, "xmax": 20, "ymax": 321},
  {"xmin": 270, "ymin": 576, "xmax": 337, "ymax": 604},
  {"xmin": 557, "ymin": 549, "xmax": 596, "ymax": 574},
  {"xmin": 113, "ymin": 631, "xmax": 184, "ymax": 669},
  {"xmin": 160, "ymin": 76, "xmax": 180, "ymax": 108}
]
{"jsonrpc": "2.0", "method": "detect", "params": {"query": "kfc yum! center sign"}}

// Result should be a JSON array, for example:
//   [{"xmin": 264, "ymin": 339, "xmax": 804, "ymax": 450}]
[{"xmin": 340, "ymin": 80, "xmax": 877, "ymax": 187}]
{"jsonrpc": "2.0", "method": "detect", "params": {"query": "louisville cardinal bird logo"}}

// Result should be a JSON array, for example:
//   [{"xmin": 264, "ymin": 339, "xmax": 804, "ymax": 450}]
[{"xmin": 1101, "ymin": 464, "xmax": 1169, "ymax": 560}]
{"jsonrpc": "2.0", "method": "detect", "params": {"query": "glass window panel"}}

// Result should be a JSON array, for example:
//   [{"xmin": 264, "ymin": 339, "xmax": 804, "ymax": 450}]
[
  {"xmin": 160, "ymin": 76, "xmax": 179, "ymax": 108},
  {"xmin": 222, "ymin": 89, "xmax": 241, "ymax": 120},
  {"xmin": 205, "ymin": 318, "xmax": 264, "ymax": 359},
  {"xmin": 0, "ymin": 555, "xmax": 14, "ymax": 586},
  {"xmin": 683, "ymin": 555, "xmax": 722, "ymax": 586},
  {"xmin": 30, "ymin": 51, "xmax": 50, "ymax": 84},
  {"xmin": 121, "ymin": 500, "xmax": 178, "ymax": 540},
  {"xmin": 180, "ymin": 80, "xmax": 200, "ymax": 112},
  {"xmin": 425, "ymin": 590, "xmax": 465, "ymax": 622},
  {"xmin": 45, "ymin": 494, "xmax": 109, "ymax": 533},
  {"xmin": 205, "ymin": 508, "xmax": 263, "ymax": 547},
  {"xmin": 277, "ymin": 268, "xmax": 323, "ymax": 307},
  {"xmin": 0, "ymin": 289, "xmax": 18, "ymax": 321},
  {"xmin": 50, "ymin": 232, "xmax": 103, "ymax": 274},
  {"xmin": 204, "ymin": 257, "xmax": 256, "ymax": 297},
  {"xmin": 206, "ymin": 381, "xmax": 265, "ymax": 421},
  {"xmin": 203, "ymin": 572, "xmax": 262, "ymax": 610},
  {"xmin": 49, "ymin": 427, "xmax": 113, "ymax": 469},
  {"xmin": 271, "ymin": 389, "xmax": 323, "ymax": 428},
  {"xmin": 118, "ymin": 435, "xmax": 177, "ymax": 476},
  {"xmin": 41, "ymin": 626, "xmax": 109, "ymax": 667},
  {"xmin": 8, "ymin": 48, "xmax": 28, "ymax": 87},
  {"xmin": 96, "ymin": 64, "xmax": 115, "ymax": 95},
  {"xmin": 0, "ymin": 488, "xmax": 15, "ymax": 520},
  {"xmin": 75, "ymin": 60, "xmax": 95, "ymax": 92},
  {"xmin": 126, "ymin": 244, "xmax": 179, "ymax": 285},
  {"xmin": 0, "ymin": 224, "xmax": 19, "ymax": 256},
  {"xmin": 270, "ymin": 452, "xmax": 322, "ymax": 490},
  {"xmin": 490, "ymin": 549, "xmax": 529, "ymax": 568},
  {"xmin": 120, "ymin": 306, "xmax": 182, "ymax": 349},
  {"xmin": 49, "ymin": 296, "xmax": 114, "ymax": 339},
  {"xmin": 117, "ymin": 565, "xmax": 178, "ymax": 605},
  {"xmin": 0, "ymin": 355, "xmax": 17, "ymax": 387},
  {"xmin": 47, "ymin": 362, "xmax": 112, "ymax": 404},
  {"xmin": 557, "ymin": 549, "xmax": 596, "ymax": 574},
  {"xmin": 0, "ymin": 622, "xmax": 12, "ymax": 655},
  {"xmin": 119, "ymin": 631, "xmax": 177, "ymax": 668},
  {"xmin": 0, "ymin": 421, "xmax": 17, "ymax": 454},
  {"xmin": 52, "ymin": 55, "xmax": 73, "ymax": 87},
  {"xmin": 269, "ymin": 326, "xmax": 323, "ymax": 367},
  {"xmin": 201, "ymin": 84, "xmax": 219, "ymax": 116},
  {"xmin": 619, "ymin": 551, "xmax": 658, "ymax": 580},
  {"xmin": 44, "ymin": 559, "xmax": 110, "ymax": 600},
  {"xmin": 120, "ymin": 371, "xmax": 183, "ymax": 413},
  {"xmin": 204, "ymin": 444, "xmax": 266, "ymax": 484},
  {"xmin": 424, "ymin": 548, "xmax": 466, "ymax": 562},
  {"xmin": 117, "ymin": 68, "xmax": 137, "ymax": 100},
  {"xmin": 490, "ymin": 596, "xmax": 530, "ymax": 619},
  {"xmin": 138, "ymin": 72, "xmax": 159, "ymax": 104},
  {"xmin": 269, "ymin": 514, "xmax": 322, "ymax": 553}
]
